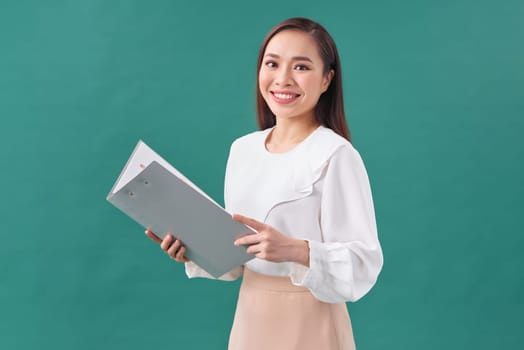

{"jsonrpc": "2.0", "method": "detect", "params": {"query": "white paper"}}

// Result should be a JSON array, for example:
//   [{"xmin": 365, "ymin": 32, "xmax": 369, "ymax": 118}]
[{"xmin": 110, "ymin": 140, "xmax": 220, "ymax": 207}]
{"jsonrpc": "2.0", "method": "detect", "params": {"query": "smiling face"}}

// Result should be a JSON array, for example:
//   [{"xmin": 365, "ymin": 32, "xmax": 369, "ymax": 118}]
[{"xmin": 258, "ymin": 29, "xmax": 334, "ymax": 124}]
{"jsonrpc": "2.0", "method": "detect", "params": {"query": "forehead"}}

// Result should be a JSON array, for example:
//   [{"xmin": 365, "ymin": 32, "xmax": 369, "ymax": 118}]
[{"xmin": 264, "ymin": 29, "xmax": 322, "ymax": 61}]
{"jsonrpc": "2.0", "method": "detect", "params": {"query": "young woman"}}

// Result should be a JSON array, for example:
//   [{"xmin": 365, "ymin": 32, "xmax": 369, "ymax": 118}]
[{"xmin": 146, "ymin": 17, "xmax": 383, "ymax": 350}]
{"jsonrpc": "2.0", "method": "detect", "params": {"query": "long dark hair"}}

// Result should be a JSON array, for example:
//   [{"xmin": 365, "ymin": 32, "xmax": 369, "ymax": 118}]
[{"xmin": 256, "ymin": 17, "xmax": 351, "ymax": 141}]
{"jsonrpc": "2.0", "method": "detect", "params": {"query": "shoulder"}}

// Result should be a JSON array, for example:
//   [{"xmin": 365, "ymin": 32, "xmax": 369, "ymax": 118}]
[
  {"xmin": 305, "ymin": 126, "xmax": 360, "ymax": 171},
  {"xmin": 287, "ymin": 127, "xmax": 362, "ymax": 191},
  {"xmin": 226, "ymin": 128, "xmax": 272, "ymax": 165},
  {"xmin": 229, "ymin": 128, "xmax": 270, "ymax": 152}
]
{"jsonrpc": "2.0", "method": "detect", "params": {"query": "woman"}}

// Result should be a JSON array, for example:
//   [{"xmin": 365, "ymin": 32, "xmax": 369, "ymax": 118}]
[{"xmin": 146, "ymin": 17, "xmax": 383, "ymax": 350}]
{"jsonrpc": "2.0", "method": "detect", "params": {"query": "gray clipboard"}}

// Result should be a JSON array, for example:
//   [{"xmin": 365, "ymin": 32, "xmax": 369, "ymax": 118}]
[{"xmin": 107, "ymin": 149, "xmax": 254, "ymax": 278}]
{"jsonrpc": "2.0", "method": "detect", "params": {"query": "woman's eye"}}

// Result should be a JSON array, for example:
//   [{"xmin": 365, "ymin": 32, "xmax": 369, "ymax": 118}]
[
  {"xmin": 294, "ymin": 65, "xmax": 310, "ymax": 71},
  {"xmin": 265, "ymin": 61, "xmax": 277, "ymax": 68}
]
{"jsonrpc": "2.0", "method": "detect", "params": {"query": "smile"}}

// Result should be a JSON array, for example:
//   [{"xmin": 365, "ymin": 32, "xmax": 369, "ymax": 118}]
[{"xmin": 270, "ymin": 91, "xmax": 300, "ymax": 104}]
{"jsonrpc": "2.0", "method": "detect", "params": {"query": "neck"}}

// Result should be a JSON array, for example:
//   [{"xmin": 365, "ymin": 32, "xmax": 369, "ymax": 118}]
[{"xmin": 270, "ymin": 118, "xmax": 320, "ymax": 145}]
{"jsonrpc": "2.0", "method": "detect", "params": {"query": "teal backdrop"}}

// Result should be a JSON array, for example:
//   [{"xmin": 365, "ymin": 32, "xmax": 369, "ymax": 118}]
[{"xmin": 1, "ymin": 0, "xmax": 523, "ymax": 349}]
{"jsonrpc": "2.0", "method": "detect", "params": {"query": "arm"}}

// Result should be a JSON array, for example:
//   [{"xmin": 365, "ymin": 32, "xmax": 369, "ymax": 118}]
[
  {"xmin": 290, "ymin": 145, "xmax": 383, "ymax": 302},
  {"xmin": 233, "ymin": 145, "xmax": 383, "ymax": 302}
]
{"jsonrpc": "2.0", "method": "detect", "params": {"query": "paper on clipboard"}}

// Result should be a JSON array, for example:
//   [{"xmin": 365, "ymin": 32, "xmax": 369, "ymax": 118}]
[{"xmin": 107, "ymin": 140, "xmax": 254, "ymax": 278}]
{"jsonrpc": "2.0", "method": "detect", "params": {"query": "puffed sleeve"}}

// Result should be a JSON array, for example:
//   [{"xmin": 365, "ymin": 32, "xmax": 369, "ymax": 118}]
[
  {"xmin": 184, "ymin": 140, "xmax": 243, "ymax": 281},
  {"xmin": 185, "ymin": 261, "xmax": 242, "ymax": 280},
  {"xmin": 290, "ymin": 145, "xmax": 383, "ymax": 303}
]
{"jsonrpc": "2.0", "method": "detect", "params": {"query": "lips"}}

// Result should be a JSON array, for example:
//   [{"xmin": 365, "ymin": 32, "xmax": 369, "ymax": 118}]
[{"xmin": 270, "ymin": 90, "xmax": 300, "ymax": 104}]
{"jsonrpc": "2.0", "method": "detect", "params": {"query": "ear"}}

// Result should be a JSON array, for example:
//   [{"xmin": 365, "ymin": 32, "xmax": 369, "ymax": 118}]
[{"xmin": 321, "ymin": 69, "xmax": 335, "ymax": 93}]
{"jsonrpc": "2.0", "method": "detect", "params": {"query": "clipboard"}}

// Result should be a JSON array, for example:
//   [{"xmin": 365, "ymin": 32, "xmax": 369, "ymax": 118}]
[{"xmin": 107, "ymin": 140, "xmax": 255, "ymax": 278}]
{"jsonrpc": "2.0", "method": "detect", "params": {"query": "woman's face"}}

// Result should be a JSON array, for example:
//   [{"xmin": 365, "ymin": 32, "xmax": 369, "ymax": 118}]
[{"xmin": 259, "ymin": 29, "xmax": 333, "ymax": 123}]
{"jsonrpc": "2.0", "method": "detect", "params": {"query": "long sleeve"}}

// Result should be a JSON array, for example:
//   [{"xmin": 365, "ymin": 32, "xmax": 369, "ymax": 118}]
[{"xmin": 290, "ymin": 145, "xmax": 383, "ymax": 303}]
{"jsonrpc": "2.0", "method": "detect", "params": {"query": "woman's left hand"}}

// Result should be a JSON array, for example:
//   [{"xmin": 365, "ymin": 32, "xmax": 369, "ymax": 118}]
[{"xmin": 232, "ymin": 214, "xmax": 310, "ymax": 266}]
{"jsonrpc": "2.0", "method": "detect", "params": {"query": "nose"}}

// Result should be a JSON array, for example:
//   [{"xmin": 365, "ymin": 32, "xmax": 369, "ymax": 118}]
[{"xmin": 275, "ymin": 66, "xmax": 293, "ymax": 86}]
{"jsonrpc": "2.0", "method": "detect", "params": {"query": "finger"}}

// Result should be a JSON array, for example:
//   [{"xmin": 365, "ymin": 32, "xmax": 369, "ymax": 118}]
[
  {"xmin": 160, "ymin": 234, "xmax": 175, "ymax": 251},
  {"xmin": 175, "ymin": 246, "xmax": 189, "ymax": 262},
  {"xmin": 245, "ymin": 243, "xmax": 262, "ymax": 255},
  {"xmin": 232, "ymin": 214, "xmax": 265, "ymax": 231},
  {"xmin": 145, "ymin": 229, "xmax": 162, "ymax": 243},
  {"xmin": 234, "ymin": 233, "xmax": 261, "ymax": 247},
  {"xmin": 167, "ymin": 239, "xmax": 182, "ymax": 257}
]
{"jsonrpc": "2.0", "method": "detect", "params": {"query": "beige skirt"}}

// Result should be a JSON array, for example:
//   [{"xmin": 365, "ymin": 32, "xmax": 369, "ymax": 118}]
[{"xmin": 228, "ymin": 268, "xmax": 356, "ymax": 350}]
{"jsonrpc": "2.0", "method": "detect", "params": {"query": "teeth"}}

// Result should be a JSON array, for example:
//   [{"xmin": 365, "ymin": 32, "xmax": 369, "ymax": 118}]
[{"xmin": 274, "ymin": 93, "xmax": 296, "ymax": 100}]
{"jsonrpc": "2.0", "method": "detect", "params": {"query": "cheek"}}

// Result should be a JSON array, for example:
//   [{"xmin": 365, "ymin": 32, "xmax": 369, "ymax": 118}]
[
  {"xmin": 258, "ymin": 70, "xmax": 271, "ymax": 91},
  {"xmin": 302, "ymin": 76, "xmax": 325, "ymax": 96}
]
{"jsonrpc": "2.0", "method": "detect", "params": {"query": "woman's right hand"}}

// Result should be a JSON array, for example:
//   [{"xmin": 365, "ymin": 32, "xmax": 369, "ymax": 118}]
[{"xmin": 145, "ymin": 229, "xmax": 190, "ymax": 263}]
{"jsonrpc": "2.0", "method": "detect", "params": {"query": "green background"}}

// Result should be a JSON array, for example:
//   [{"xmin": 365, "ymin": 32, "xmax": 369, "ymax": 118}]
[{"xmin": 1, "ymin": 0, "xmax": 523, "ymax": 349}]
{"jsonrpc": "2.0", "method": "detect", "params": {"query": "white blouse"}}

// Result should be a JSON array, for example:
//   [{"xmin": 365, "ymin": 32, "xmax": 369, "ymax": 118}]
[{"xmin": 185, "ymin": 126, "xmax": 383, "ymax": 303}]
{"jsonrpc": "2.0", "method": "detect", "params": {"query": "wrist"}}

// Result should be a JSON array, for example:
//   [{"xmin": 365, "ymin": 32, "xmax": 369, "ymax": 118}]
[{"xmin": 291, "ymin": 239, "xmax": 310, "ymax": 267}]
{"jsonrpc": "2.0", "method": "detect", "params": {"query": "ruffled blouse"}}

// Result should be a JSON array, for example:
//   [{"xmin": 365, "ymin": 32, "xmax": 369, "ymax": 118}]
[{"xmin": 185, "ymin": 126, "xmax": 383, "ymax": 303}]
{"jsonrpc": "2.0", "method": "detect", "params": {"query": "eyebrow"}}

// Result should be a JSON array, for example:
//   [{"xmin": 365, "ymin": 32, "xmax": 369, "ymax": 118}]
[{"xmin": 264, "ymin": 53, "xmax": 313, "ymax": 63}]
